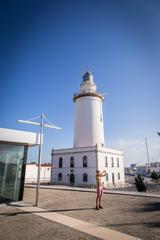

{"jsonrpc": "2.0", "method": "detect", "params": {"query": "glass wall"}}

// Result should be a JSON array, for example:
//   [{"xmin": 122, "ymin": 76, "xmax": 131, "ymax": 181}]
[{"xmin": 0, "ymin": 144, "xmax": 27, "ymax": 203}]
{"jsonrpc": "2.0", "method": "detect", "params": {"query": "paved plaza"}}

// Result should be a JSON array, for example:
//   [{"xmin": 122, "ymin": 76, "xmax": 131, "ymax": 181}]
[{"xmin": 0, "ymin": 186, "xmax": 160, "ymax": 240}]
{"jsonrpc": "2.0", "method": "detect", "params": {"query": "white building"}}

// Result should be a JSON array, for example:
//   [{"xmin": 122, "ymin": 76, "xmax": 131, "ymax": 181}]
[
  {"xmin": 25, "ymin": 162, "xmax": 51, "ymax": 183},
  {"xmin": 51, "ymin": 72, "xmax": 125, "ymax": 188}
]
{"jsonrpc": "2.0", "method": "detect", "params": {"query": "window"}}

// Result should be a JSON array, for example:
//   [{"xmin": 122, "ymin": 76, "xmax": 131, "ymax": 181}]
[
  {"xmin": 83, "ymin": 156, "xmax": 88, "ymax": 168},
  {"xmin": 106, "ymin": 173, "xmax": 108, "ymax": 181},
  {"xmin": 59, "ymin": 157, "xmax": 63, "ymax": 168},
  {"xmin": 112, "ymin": 173, "xmax": 115, "ymax": 185},
  {"xmin": 117, "ymin": 158, "xmax": 119, "ymax": 168},
  {"xmin": 0, "ymin": 144, "xmax": 27, "ymax": 203},
  {"xmin": 58, "ymin": 173, "xmax": 62, "ymax": 181},
  {"xmin": 118, "ymin": 172, "xmax": 120, "ymax": 180},
  {"xmin": 70, "ymin": 156, "xmax": 74, "ymax": 168},
  {"xmin": 105, "ymin": 157, "xmax": 108, "ymax": 167},
  {"xmin": 83, "ymin": 173, "xmax": 88, "ymax": 182},
  {"xmin": 111, "ymin": 157, "xmax": 114, "ymax": 167}
]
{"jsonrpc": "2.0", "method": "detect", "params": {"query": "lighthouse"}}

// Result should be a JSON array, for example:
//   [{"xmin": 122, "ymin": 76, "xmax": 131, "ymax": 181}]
[
  {"xmin": 51, "ymin": 72, "xmax": 125, "ymax": 188},
  {"xmin": 73, "ymin": 72, "xmax": 105, "ymax": 148}
]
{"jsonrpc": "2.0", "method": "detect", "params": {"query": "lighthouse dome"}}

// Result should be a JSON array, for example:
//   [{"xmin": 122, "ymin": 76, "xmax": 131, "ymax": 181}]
[
  {"xmin": 80, "ymin": 71, "xmax": 96, "ymax": 93},
  {"xmin": 83, "ymin": 71, "xmax": 93, "ymax": 82}
]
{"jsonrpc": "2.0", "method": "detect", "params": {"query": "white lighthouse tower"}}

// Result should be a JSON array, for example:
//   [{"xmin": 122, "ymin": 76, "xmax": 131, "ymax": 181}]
[
  {"xmin": 73, "ymin": 72, "xmax": 105, "ymax": 148},
  {"xmin": 51, "ymin": 72, "xmax": 125, "ymax": 188}
]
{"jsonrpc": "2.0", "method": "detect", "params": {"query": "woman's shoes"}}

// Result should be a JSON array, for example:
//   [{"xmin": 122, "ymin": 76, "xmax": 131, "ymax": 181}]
[{"xmin": 95, "ymin": 205, "xmax": 104, "ymax": 210}]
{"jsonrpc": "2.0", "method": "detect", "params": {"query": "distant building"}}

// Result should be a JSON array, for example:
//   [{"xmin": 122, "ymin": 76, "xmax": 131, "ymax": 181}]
[
  {"xmin": 51, "ymin": 72, "xmax": 125, "ymax": 188},
  {"xmin": 126, "ymin": 162, "xmax": 160, "ymax": 176},
  {"xmin": 25, "ymin": 162, "xmax": 51, "ymax": 183},
  {"xmin": 129, "ymin": 164, "xmax": 138, "ymax": 175},
  {"xmin": 150, "ymin": 162, "xmax": 160, "ymax": 174}
]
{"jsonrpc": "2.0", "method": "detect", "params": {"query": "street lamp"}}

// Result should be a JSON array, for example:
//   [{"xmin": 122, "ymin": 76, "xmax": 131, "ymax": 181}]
[{"xmin": 17, "ymin": 114, "xmax": 61, "ymax": 206}]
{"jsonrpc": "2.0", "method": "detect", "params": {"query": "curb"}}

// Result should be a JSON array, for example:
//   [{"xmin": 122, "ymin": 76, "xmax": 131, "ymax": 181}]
[{"xmin": 25, "ymin": 184, "xmax": 160, "ymax": 198}]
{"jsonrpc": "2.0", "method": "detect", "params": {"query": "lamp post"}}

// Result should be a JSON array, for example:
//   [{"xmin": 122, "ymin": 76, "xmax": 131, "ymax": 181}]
[
  {"xmin": 17, "ymin": 114, "xmax": 61, "ymax": 206},
  {"xmin": 35, "ymin": 114, "xmax": 43, "ymax": 206},
  {"xmin": 145, "ymin": 137, "xmax": 150, "ymax": 175}
]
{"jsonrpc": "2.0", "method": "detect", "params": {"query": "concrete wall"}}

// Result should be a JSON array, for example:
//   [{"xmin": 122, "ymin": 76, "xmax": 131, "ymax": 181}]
[{"xmin": 25, "ymin": 164, "xmax": 51, "ymax": 183}]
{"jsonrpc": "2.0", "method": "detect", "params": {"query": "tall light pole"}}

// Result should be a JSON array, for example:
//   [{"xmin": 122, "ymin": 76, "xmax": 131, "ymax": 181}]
[
  {"xmin": 145, "ymin": 137, "xmax": 150, "ymax": 174},
  {"xmin": 145, "ymin": 137, "xmax": 150, "ymax": 165},
  {"xmin": 35, "ymin": 114, "xmax": 43, "ymax": 206},
  {"xmin": 17, "ymin": 114, "xmax": 61, "ymax": 206}
]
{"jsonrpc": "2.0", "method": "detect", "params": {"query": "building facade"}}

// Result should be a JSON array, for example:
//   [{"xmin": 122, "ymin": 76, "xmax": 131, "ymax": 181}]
[{"xmin": 51, "ymin": 72, "xmax": 125, "ymax": 187}]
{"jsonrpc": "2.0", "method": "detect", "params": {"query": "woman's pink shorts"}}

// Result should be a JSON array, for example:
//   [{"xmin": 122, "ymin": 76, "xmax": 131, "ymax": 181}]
[{"xmin": 97, "ymin": 186, "xmax": 103, "ymax": 197}]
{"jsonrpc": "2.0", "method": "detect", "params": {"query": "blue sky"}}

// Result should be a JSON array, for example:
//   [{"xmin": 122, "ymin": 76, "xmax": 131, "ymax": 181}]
[{"xmin": 1, "ymin": 0, "xmax": 160, "ymax": 166}]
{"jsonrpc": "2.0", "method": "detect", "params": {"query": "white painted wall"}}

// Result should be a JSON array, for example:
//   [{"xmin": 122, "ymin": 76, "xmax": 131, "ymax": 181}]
[
  {"xmin": 74, "ymin": 97, "xmax": 105, "ymax": 148},
  {"xmin": 51, "ymin": 147, "xmax": 97, "ymax": 186},
  {"xmin": 25, "ymin": 164, "xmax": 51, "ymax": 183},
  {"xmin": 97, "ymin": 150, "xmax": 125, "ymax": 188}
]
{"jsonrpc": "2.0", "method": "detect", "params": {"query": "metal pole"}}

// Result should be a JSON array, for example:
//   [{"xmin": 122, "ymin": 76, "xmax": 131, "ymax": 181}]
[
  {"xmin": 145, "ymin": 137, "xmax": 150, "ymax": 174},
  {"xmin": 35, "ymin": 114, "xmax": 44, "ymax": 206},
  {"xmin": 96, "ymin": 144, "xmax": 98, "ymax": 171},
  {"xmin": 17, "ymin": 114, "xmax": 61, "ymax": 206}
]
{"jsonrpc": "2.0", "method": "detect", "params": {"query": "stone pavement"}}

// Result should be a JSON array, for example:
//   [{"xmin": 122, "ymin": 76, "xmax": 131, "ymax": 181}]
[
  {"xmin": 23, "ymin": 186, "xmax": 160, "ymax": 240},
  {"xmin": 0, "ymin": 205, "xmax": 100, "ymax": 240},
  {"xmin": 25, "ymin": 184, "xmax": 160, "ymax": 198},
  {"xmin": 17, "ymin": 206, "xmax": 140, "ymax": 240},
  {"xmin": 0, "ymin": 186, "xmax": 160, "ymax": 240}
]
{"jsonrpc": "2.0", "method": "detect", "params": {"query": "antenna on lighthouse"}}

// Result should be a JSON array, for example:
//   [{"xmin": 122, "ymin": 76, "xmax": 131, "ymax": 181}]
[{"xmin": 101, "ymin": 92, "xmax": 108, "ymax": 96}]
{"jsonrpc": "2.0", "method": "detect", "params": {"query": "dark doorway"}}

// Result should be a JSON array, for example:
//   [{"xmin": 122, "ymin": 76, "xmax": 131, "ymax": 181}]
[{"xmin": 70, "ymin": 174, "xmax": 74, "ymax": 185}]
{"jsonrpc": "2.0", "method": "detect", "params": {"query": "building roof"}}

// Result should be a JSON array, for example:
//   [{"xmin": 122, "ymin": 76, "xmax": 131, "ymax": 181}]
[
  {"xmin": 0, "ymin": 128, "xmax": 41, "ymax": 146},
  {"xmin": 51, "ymin": 145, "xmax": 123, "ymax": 155}
]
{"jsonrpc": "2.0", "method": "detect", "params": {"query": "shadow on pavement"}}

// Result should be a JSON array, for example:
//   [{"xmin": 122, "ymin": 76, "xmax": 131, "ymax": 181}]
[
  {"xmin": 104, "ymin": 221, "xmax": 160, "ymax": 229},
  {"xmin": 141, "ymin": 202, "xmax": 160, "ymax": 212},
  {"xmin": 129, "ymin": 202, "xmax": 160, "ymax": 213},
  {"xmin": 0, "ymin": 207, "xmax": 95, "ymax": 216}
]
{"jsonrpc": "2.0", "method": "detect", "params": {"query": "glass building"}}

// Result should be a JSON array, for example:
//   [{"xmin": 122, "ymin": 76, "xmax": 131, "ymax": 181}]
[{"xmin": 0, "ymin": 128, "xmax": 40, "ymax": 203}]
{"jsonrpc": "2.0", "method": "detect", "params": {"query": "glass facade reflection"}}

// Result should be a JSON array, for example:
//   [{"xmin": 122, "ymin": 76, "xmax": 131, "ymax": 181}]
[{"xmin": 0, "ymin": 144, "xmax": 28, "ymax": 203}]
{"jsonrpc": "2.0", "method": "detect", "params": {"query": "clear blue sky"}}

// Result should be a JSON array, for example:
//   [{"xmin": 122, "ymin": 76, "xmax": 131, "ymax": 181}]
[{"xmin": 1, "ymin": 0, "xmax": 160, "ymax": 166}]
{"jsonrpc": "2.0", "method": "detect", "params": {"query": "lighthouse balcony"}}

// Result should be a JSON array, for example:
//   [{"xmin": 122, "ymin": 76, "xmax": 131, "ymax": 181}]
[
  {"xmin": 73, "ymin": 90, "xmax": 104, "ymax": 102},
  {"xmin": 74, "ymin": 88, "xmax": 95, "ymax": 96}
]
